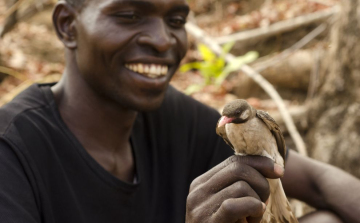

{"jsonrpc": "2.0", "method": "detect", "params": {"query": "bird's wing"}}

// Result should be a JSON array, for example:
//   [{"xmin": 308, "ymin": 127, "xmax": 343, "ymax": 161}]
[
  {"xmin": 256, "ymin": 110, "xmax": 286, "ymax": 162},
  {"xmin": 216, "ymin": 122, "xmax": 235, "ymax": 150}
]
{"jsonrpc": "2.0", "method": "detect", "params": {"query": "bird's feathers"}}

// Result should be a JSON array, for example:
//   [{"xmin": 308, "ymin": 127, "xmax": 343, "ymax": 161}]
[
  {"xmin": 215, "ymin": 121, "xmax": 234, "ymax": 149},
  {"xmin": 256, "ymin": 110, "xmax": 286, "ymax": 164},
  {"xmin": 225, "ymin": 118, "xmax": 278, "ymax": 158},
  {"xmin": 216, "ymin": 100, "xmax": 298, "ymax": 223},
  {"xmin": 264, "ymin": 179, "xmax": 298, "ymax": 223}
]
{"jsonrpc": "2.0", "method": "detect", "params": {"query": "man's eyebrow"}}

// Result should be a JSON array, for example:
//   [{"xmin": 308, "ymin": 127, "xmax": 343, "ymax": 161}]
[
  {"xmin": 102, "ymin": 0, "xmax": 157, "ymax": 11},
  {"xmin": 168, "ymin": 5, "xmax": 190, "ymax": 14},
  {"xmin": 102, "ymin": 0, "xmax": 189, "ymax": 14}
]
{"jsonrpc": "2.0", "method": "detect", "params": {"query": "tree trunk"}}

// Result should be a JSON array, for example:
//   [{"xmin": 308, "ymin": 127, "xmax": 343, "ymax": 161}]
[{"xmin": 307, "ymin": 0, "xmax": 360, "ymax": 178}]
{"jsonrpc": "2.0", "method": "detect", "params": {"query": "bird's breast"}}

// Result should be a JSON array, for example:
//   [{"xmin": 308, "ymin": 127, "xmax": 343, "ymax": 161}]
[{"xmin": 225, "ymin": 118, "xmax": 278, "ymax": 157}]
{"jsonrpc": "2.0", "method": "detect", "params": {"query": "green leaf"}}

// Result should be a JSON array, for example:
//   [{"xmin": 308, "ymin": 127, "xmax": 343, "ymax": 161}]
[
  {"xmin": 199, "ymin": 65, "xmax": 216, "ymax": 80},
  {"xmin": 198, "ymin": 44, "xmax": 216, "ymax": 61},
  {"xmin": 179, "ymin": 62, "xmax": 203, "ymax": 73},
  {"xmin": 180, "ymin": 43, "xmax": 258, "ymax": 88},
  {"xmin": 214, "ymin": 51, "xmax": 259, "ymax": 86},
  {"xmin": 221, "ymin": 41, "xmax": 235, "ymax": 55},
  {"xmin": 184, "ymin": 84, "xmax": 203, "ymax": 95},
  {"xmin": 236, "ymin": 51, "xmax": 259, "ymax": 63},
  {"xmin": 214, "ymin": 70, "xmax": 231, "ymax": 86},
  {"xmin": 226, "ymin": 51, "xmax": 259, "ymax": 71},
  {"xmin": 213, "ymin": 58, "xmax": 226, "ymax": 76}
]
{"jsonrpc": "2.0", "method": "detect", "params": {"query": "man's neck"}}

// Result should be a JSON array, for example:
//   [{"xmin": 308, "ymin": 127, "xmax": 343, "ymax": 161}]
[{"xmin": 51, "ymin": 68, "xmax": 137, "ymax": 182}]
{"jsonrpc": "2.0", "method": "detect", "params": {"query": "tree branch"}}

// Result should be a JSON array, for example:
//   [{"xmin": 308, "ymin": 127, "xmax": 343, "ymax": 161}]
[
  {"xmin": 254, "ymin": 23, "xmax": 327, "ymax": 72},
  {"xmin": 186, "ymin": 22, "xmax": 308, "ymax": 156},
  {"xmin": 213, "ymin": 6, "xmax": 339, "ymax": 45},
  {"xmin": 0, "ymin": 66, "xmax": 27, "ymax": 81}
]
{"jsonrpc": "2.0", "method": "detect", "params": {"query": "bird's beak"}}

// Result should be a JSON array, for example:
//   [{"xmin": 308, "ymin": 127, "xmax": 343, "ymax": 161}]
[{"xmin": 218, "ymin": 116, "xmax": 234, "ymax": 127}]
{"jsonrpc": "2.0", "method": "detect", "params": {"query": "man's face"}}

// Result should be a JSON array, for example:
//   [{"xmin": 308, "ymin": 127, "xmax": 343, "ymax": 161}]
[{"xmin": 74, "ymin": 0, "xmax": 189, "ymax": 111}]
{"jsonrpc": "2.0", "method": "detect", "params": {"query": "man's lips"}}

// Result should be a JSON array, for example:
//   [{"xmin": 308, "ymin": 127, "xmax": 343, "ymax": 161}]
[{"xmin": 125, "ymin": 63, "xmax": 168, "ymax": 78}]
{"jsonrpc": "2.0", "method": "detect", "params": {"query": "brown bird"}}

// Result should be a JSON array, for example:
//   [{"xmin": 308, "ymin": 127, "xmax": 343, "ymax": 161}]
[{"xmin": 216, "ymin": 99, "xmax": 298, "ymax": 223}]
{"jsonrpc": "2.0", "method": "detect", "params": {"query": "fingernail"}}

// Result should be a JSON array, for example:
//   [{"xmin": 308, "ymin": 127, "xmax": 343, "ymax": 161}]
[
  {"xmin": 274, "ymin": 164, "xmax": 285, "ymax": 176},
  {"xmin": 262, "ymin": 202, "xmax": 266, "ymax": 213},
  {"xmin": 265, "ymin": 198, "xmax": 269, "ymax": 205}
]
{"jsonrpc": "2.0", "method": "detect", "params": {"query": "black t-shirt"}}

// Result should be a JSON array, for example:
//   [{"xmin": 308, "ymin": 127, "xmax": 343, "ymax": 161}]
[{"xmin": 0, "ymin": 83, "xmax": 232, "ymax": 223}]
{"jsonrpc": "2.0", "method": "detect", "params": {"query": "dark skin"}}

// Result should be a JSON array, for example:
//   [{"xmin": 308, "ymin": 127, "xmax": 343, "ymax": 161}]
[
  {"xmin": 283, "ymin": 151, "xmax": 360, "ymax": 223},
  {"xmin": 52, "ymin": 0, "xmax": 188, "ymax": 182},
  {"xmin": 186, "ymin": 150, "xmax": 360, "ymax": 223},
  {"xmin": 52, "ymin": 0, "xmax": 360, "ymax": 222}
]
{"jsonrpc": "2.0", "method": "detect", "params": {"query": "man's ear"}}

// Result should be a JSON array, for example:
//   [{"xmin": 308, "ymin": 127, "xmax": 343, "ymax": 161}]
[{"xmin": 53, "ymin": 2, "xmax": 77, "ymax": 49}]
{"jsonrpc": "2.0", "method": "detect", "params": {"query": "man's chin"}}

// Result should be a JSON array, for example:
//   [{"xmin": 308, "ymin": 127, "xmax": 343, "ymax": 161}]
[
  {"xmin": 122, "ymin": 93, "xmax": 166, "ymax": 112},
  {"xmin": 135, "ymin": 99, "xmax": 164, "ymax": 112}
]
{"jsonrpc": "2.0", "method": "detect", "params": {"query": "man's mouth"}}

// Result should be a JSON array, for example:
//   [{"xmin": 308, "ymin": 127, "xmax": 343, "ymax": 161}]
[{"xmin": 125, "ymin": 63, "xmax": 169, "ymax": 78}]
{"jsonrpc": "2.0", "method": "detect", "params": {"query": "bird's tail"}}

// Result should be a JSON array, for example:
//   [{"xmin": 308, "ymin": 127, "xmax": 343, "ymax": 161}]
[{"xmin": 261, "ymin": 179, "xmax": 298, "ymax": 223}]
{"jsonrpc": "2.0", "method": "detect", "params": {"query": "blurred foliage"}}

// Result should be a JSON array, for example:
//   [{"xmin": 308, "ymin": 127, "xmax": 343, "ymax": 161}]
[{"xmin": 180, "ymin": 42, "xmax": 258, "ymax": 95}]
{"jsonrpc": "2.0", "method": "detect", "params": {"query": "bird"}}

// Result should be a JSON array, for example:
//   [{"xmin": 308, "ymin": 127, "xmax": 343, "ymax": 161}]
[{"xmin": 216, "ymin": 99, "xmax": 298, "ymax": 223}]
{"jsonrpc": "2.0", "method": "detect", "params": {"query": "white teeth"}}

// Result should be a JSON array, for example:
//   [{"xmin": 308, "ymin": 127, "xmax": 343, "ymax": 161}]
[
  {"xmin": 150, "ymin": 64, "xmax": 157, "ymax": 74},
  {"xmin": 144, "ymin": 65, "xmax": 150, "ymax": 74},
  {"xmin": 161, "ymin": 66, "xmax": 168, "ymax": 75},
  {"xmin": 125, "ymin": 63, "xmax": 169, "ymax": 78},
  {"xmin": 131, "ymin": 64, "xmax": 138, "ymax": 72},
  {"xmin": 156, "ymin": 65, "xmax": 161, "ymax": 75},
  {"xmin": 138, "ymin": 63, "xmax": 144, "ymax": 73}
]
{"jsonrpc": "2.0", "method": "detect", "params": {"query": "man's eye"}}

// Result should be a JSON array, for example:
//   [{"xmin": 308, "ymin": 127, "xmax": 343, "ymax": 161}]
[
  {"xmin": 114, "ymin": 13, "xmax": 140, "ymax": 23},
  {"xmin": 168, "ymin": 16, "xmax": 186, "ymax": 27}
]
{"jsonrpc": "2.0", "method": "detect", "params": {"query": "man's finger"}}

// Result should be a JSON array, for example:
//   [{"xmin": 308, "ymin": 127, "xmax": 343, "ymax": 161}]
[
  {"xmin": 189, "ymin": 155, "xmax": 251, "ymax": 191},
  {"xmin": 199, "ymin": 181, "xmax": 260, "ymax": 215},
  {"xmin": 233, "ymin": 155, "xmax": 284, "ymax": 179},
  {"xmin": 190, "ymin": 155, "xmax": 282, "ymax": 192},
  {"xmin": 189, "ymin": 157, "xmax": 232, "ymax": 191},
  {"xmin": 211, "ymin": 197, "xmax": 265, "ymax": 223},
  {"xmin": 217, "ymin": 181, "xmax": 260, "ymax": 201},
  {"xmin": 202, "ymin": 158, "xmax": 270, "ymax": 202}
]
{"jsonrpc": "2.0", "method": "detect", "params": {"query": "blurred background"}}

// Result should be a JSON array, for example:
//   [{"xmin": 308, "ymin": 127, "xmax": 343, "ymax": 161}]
[{"xmin": 0, "ymin": 0, "xmax": 359, "ymax": 216}]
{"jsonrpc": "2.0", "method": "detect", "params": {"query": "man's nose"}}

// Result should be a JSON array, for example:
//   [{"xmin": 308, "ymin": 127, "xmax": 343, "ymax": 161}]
[{"xmin": 137, "ymin": 18, "xmax": 175, "ymax": 52}]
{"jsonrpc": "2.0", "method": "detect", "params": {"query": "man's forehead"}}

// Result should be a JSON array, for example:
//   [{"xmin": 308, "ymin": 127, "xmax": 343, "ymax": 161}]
[
  {"xmin": 90, "ymin": 0, "xmax": 189, "ymax": 10},
  {"xmin": 103, "ymin": 0, "xmax": 187, "ymax": 4}
]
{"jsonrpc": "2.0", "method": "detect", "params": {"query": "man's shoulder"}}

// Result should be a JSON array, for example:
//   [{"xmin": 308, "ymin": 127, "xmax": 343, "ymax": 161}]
[{"xmin": 0, "ymin": 84, "xmax": 50, "ymax": 136}]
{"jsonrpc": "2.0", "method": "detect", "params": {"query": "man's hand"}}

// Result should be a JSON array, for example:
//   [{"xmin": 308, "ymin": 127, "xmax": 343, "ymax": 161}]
[{"xmin": 186, "ymin": 155, "xmax": 284, "ymax": 223}]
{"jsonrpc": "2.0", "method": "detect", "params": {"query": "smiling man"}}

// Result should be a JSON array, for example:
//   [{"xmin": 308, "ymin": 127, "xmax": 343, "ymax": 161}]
[
  {"xmin": 0, "ymin": 0, "xmax": 360, "ymax": 223},
  {"xmin": 51, "ymin": 0, "xmax": 189, "ymax": 185}
]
